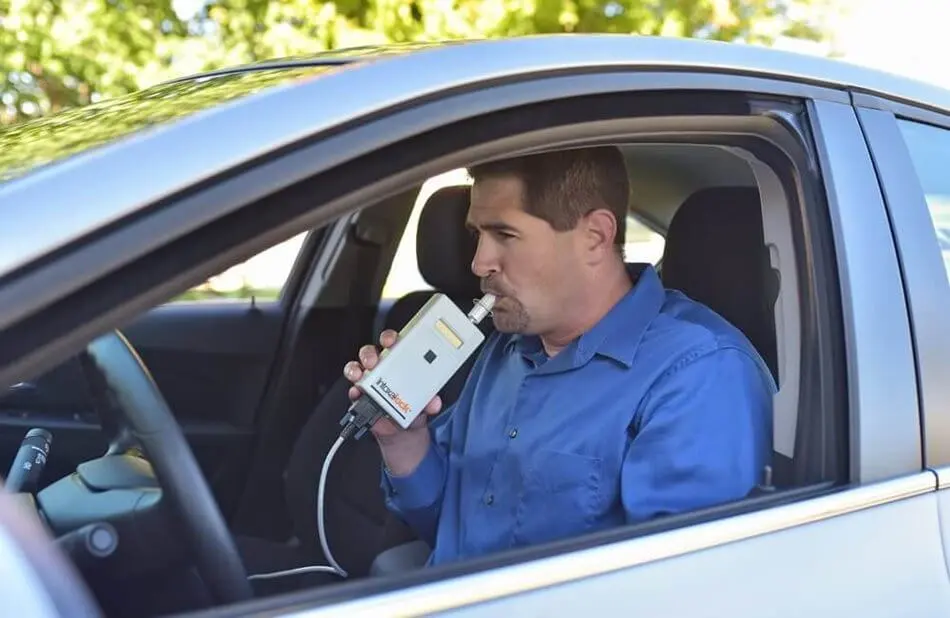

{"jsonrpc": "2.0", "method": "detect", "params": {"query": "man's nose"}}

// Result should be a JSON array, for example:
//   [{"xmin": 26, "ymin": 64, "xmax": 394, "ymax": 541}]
[{"xmin": 471, "ymin": 236, "xmax": 497, "ymax": 279}]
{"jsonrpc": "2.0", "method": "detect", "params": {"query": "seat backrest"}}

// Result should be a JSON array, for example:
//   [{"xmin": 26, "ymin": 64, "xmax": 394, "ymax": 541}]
[
  {"xmin": 660, "ymin": 186, "xmax": 779, "ymax": 381},
  {"xmin": 283, "ymin": 185, "xmax": 485, "ymax": 576}
]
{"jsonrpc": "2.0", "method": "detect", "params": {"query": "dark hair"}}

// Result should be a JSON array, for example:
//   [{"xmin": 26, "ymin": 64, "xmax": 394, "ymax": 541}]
[{"xmin": 469, "ymin": 146, "xmax": 629, "ymax": 252}]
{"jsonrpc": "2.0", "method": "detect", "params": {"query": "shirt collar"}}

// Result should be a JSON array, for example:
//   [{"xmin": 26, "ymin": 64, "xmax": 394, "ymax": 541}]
[{"xmin": 505, "ymin": 263, "xmax": 665, "ymax": 369}]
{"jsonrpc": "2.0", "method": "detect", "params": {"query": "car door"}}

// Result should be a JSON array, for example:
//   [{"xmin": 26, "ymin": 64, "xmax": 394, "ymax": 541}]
[
  {"xmin": 855, "ymin": 96, "xmax": 950, "ymax": 575},
  {"xmin": 0, "ymin": 231, "xmax": 314, "ymax": 515}
]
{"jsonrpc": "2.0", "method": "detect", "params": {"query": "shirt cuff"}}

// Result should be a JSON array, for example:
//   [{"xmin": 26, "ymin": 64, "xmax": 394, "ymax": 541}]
[{"xmin": 383, "ymin": 441, "xmax": 446, "ymax": 511}]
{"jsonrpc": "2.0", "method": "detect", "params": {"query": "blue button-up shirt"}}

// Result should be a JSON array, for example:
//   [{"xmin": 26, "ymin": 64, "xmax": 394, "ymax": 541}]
[{"xmin": 382, "ymin": 264, "xmax": 775, "ymax": 566}]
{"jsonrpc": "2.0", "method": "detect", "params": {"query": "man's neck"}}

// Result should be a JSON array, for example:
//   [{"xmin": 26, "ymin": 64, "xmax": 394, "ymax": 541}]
[{"xmin": 540, "ymin": 264, "xmax": 633, "ymax": 357}]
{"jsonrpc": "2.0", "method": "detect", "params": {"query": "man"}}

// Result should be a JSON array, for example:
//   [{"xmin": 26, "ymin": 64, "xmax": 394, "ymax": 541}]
[{"xmin": 343, "ymin": 146, "xmax": 775, "ymax": 566}]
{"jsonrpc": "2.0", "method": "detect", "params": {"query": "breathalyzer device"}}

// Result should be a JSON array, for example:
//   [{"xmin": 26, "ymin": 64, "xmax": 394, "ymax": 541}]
[{"xmin": 339, "ymin": 292, "xmax": 496, "ymax": 437}]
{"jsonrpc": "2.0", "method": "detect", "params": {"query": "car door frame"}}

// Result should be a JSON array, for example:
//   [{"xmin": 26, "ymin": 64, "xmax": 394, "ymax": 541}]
[
  {"xmin": 0, "ymin": 46, "xmax": 938, "ymax": 615},
  {"xmin": 853, "ymin": 93, "xmax": 950, "ymax": 590},
  {"xmin": 852, "ymin": 96, "xmax": 950, "ymax": 478}
]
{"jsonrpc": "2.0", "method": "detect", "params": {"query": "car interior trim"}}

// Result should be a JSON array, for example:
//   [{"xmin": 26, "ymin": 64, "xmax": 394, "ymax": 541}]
[{"xmin": 735, "ymin": 151, "xmax": 803, "ymax": 459}]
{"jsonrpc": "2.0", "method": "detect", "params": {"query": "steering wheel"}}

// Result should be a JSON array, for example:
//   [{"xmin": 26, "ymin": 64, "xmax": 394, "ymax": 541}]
[{"xmin": 83, "ymin": 331, "xmax": 252, "ymax": 604}]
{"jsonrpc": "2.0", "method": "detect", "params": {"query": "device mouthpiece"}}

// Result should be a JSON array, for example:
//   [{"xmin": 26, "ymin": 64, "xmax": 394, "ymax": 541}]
[{"xmin": 468, "ymin": 293, "xmax": 496, "ymax": 324}]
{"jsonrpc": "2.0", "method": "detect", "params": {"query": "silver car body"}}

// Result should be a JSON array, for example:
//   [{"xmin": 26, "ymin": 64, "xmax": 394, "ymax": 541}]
[{"xmin": 0, "ymin": 35, "xmax": 949, "ymax": 616}]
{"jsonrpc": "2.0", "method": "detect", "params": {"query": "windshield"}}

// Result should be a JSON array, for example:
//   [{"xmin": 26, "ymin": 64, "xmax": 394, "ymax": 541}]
[{"xmin": 0, "ymin": 66, "xmax": 336, "ymax": 183}]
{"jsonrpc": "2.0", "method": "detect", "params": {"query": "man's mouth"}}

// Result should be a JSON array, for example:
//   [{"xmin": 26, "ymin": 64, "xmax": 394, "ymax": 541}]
[
  {"xmin": 481, "ymin": 280, "xmax": 510, "ymax": 307},
  {"xmin": 481, "ymin": 281, "xmax": 504, "ymax": 296},
  {"xmin": 479, "ymin": 289, "xmax": 505, "ymax": 309},
  {"xmin": 488, "ymin": 295, "xmax": 509, "ymax": 311}
]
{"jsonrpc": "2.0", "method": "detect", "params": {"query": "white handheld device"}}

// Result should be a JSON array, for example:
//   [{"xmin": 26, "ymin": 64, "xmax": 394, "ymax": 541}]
[{"xmin": 352, "ymin": 292, "xmax": 495, "ymax": 430}]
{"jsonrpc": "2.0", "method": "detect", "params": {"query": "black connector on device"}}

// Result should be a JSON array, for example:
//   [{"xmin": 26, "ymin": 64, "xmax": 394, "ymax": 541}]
[{"xmin": 338, "ymin": 394, "xmax": 384, "ymax": 441}]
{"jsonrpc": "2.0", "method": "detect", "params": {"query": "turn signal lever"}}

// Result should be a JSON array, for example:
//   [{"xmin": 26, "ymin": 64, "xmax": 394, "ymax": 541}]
[{"xmin": 4, "ymin": 428, "xmax": 52, "ymax": 494}]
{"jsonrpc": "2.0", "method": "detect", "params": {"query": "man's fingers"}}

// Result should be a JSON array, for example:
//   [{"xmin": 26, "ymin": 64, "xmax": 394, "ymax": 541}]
[
  {"xmin": 358, "ymin": 344, "xmax": 379, "ymax": 370},
  {"xmin": 424, "ymin": 395, "xmax": 442, "ymax": 416},
  {"xmin": 343, "ymin": 361, "xmax": 363, "ymax": 383},
  {"xmin": 379, "ymin": 329, "xmax": 398, "ymax": 349},
  {"xmin": 347, "ymin": 333, "xmax": 395, "ymax": 404},
  {"xmin": 346, "ymin": 332, "xmax": 438, "ymax": 416}
]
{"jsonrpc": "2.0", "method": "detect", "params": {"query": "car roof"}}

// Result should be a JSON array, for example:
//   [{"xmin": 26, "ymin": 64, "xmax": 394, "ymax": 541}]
[{"xmin": 1, "ymin": 34, "xmax": 949, "ymax": 279}]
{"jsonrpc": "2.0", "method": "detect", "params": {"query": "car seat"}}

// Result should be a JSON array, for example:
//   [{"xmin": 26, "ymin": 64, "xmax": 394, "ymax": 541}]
[{"xmin": 659, "ymin": 186, "xmax": 785, "ymax": 486}]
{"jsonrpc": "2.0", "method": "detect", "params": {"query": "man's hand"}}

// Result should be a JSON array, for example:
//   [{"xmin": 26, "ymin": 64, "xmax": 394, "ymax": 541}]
[{"xmin": 343, "ymin": 329, "xmax": 442, "ymax": 475}]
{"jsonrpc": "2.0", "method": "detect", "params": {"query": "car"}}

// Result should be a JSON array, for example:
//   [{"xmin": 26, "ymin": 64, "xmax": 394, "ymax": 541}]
[{"xmin": 0, "ymin": 33, "xmax": 949, "ymax": 618}]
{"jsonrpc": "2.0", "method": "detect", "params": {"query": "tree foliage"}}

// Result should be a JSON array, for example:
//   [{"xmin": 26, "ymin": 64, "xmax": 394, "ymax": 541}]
[{"xmin": 0, "ymin": 0, "xmax": 835, "ymax": 125}]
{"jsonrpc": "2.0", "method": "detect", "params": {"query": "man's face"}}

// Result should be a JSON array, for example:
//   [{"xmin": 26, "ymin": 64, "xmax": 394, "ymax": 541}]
[{"xmin": 467, "ymin": 175, "xmax": 582, "ymax": 334}]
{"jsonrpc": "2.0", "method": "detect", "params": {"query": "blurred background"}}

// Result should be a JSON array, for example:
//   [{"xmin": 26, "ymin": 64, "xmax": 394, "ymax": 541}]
[{"xmin": 2, "ymin": 0, "xmax": 946, "ymax": 299}]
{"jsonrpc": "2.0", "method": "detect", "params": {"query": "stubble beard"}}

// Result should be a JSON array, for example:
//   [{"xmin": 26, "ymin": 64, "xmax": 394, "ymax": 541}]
[{"xmin": 491, "ymin": 296, "xmax": 530, "ymax": 333}]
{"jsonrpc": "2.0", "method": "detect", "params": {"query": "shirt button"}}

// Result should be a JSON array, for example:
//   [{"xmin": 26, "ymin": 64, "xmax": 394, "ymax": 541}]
[
  {"xmin": 509, "ymin": 428, "xmax": 518, "ymax": 439},
  {"xmin": 485, "ymin": 493, "xmax": 494, "ymax": 506}
]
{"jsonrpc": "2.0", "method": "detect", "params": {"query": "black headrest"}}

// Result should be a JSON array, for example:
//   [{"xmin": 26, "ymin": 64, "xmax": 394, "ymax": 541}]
[
  {"xmin": 416, "ymin": 185, "xmax": 481, "ymax": 298},
  {"xmin": 661, "ymin": 186, "xmax": 779, "ymax": 379}
]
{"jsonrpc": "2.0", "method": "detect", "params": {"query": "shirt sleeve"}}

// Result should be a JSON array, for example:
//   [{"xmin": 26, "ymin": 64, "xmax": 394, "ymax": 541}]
[
  {"xmin": 380, "ymin": 404, "xmax": 454, "ymax": 546},
  {"xmin": 621, "ymin": 346, "xmax": 775, "ymax": 524}
]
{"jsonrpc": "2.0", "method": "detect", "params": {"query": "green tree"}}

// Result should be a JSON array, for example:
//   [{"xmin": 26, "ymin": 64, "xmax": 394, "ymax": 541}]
[
  {"xmin": 0, "ymin": 0, "xmax": 836, "ymax": 126},
  {"xmin": 0, "ymin": 1, "xmax": 189, "ymax": 122}
]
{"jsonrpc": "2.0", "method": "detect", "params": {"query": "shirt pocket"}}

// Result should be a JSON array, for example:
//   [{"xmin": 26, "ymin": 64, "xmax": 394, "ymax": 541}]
[{"xmin": 513, "ymin": 449, "xmax": 604, "ymax": 547}]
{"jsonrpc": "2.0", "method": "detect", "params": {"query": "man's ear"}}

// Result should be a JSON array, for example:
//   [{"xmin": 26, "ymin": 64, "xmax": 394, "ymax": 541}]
[{"xmin": 582, "ymin": 209, "xmax": 618, "ymax": 262}]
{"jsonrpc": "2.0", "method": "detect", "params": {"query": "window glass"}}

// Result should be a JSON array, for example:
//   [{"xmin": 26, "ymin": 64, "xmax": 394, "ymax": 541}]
[
  {"xmin": 380, "ymin": 169, "xmax": 666, "ymax": 301},
  {"xmin": 897, "ymin": 119, "xmax": 950, "ymax": 279},
  {"xmin": 173, "ymin": 232, "xmax": 309, "ymax": 302}
]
